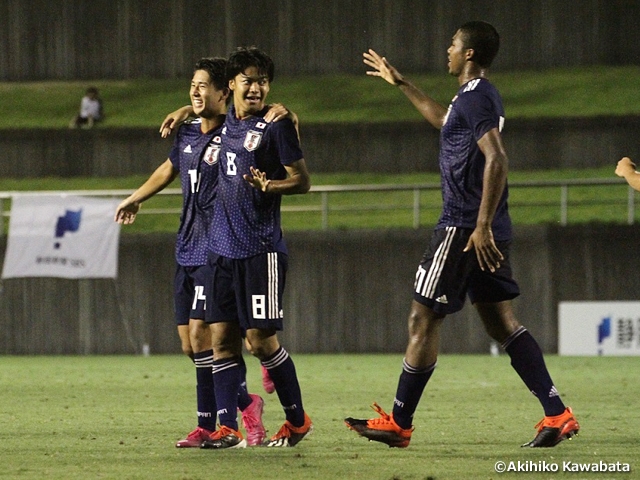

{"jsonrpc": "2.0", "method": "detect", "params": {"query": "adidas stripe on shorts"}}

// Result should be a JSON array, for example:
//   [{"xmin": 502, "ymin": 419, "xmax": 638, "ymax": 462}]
[
  {"xmin": 206, "ymin": 252, "xmax": 287, "ymax": 332},
  {"xmin": 413, "ymin": 226, "xmax": 520, "ymax": 315}
]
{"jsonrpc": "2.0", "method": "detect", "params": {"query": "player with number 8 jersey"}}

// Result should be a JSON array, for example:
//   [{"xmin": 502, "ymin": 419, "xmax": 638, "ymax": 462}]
[
  {"xmin": 209, "ymin": 102, "xmax": 301, "ymax": 259},
  {"xmin": 203, "ymin": 46, "xmax": 313, "ymax": 450}
]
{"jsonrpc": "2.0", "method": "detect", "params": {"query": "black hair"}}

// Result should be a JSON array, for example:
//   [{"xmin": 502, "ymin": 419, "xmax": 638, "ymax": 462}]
[
  {"xmin": 226, "ymin": 46, "xmax": 275, "ymax": 83},
  {"xmin": 458, "ymin": 21, "xmax": 500, "ymax": 68},
  {"xmin": 193, "ymin": 57, "xmax": 228, "ymax": 92}
]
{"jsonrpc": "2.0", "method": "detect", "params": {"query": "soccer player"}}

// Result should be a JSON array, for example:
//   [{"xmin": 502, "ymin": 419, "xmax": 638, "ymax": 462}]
[
  {"xmin": 344, "ymin": 21, "xmax": 579, "ymax": 448},
  {"xmin": 200, "ymin": 46, "xmax": 313, "ymax": 449},
  {"xmin": 115, "ymin": 57, "xmax": 269, "ymax": 448},
  {"xmin": 615, "ymin": 157, "xmax": 640, "ymax": 191}
]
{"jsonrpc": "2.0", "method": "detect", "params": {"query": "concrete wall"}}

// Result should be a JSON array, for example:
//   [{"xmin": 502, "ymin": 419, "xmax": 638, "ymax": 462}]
[
  {"xmin": 2, "ymin": 116, "xmax": 639, "ymax": 178},
  {"xmin": 1, "ymin": 0, "xmax": 637, "ymax": 80},
  {"xmin": 1, "ymin": 224, "xmax": 638, "ymax": 355}
]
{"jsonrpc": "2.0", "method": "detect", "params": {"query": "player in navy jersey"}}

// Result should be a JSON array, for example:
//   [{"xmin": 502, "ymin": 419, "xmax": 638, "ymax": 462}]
[
  {"xmin": 345, "ymin": 21, "xmax": 579, "ymax": 448},
  {"xmin": 199, "ymin": 46, "xmax": 313, "ymax": 449},
  {"xmin": 115, "ymin": 58, "xmax": 269, "ymax": 448}
]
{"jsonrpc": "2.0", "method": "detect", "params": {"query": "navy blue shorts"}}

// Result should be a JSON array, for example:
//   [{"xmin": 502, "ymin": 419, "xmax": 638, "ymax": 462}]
[
  {"xmin": 413, "ymin": 226, "xmax": 520, "ymax": 315},
  {"xmin": 173, "ymin": 264, "xmax": 209, "ymax": 325},
  {"xmin": 205, "ymin": 252, "xmax": 287, "ymax": 332}
]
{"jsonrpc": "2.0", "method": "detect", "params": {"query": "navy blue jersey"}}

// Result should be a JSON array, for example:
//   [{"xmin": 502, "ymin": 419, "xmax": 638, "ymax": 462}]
[
  {"xmin": 169, "ymin": 118, "xmax": 222, "ymax": 266},
  {"xmin": 437, "ymin": 78, "xmax": 512, "ymax": 241},
  {"xmin": 209, "ymin": 105, "xmax": 303, "ymax": 259}
]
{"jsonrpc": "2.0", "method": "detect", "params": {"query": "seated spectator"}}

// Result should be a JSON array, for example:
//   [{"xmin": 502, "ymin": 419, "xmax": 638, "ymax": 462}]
[{"xmin": 69, "ymin": 86, "xmax": 103, "ymax": 129}]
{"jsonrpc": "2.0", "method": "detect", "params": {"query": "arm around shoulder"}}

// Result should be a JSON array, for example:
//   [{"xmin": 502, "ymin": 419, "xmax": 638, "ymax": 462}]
[
  {"xmin": 615, "ymin": 157, "xmax": 640, "ymax": 192},
  {"xmin": 281, "ymin": 159, "xmax": 311, "ymax": 194}
]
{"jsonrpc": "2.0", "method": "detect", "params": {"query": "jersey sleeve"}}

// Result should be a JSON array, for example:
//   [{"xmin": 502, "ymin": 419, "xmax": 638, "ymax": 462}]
[
  {"xmin": 455, "ymin": 91, "xmax": 500, "ymax": 141},
  {"xmin": 268, "ymin": 118, "xmax": 304, "ymax": 166},
  {"xmin": 168, "ymin": 125, "xmax": 185, "ymax": 171}
]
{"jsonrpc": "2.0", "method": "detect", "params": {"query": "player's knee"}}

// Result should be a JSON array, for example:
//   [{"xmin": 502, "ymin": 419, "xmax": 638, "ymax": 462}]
[
  {"xmin": 407, "ymin": 306, "xmax": 442, "ymax": 339},
  {"xmin": 178, "ymin": 331, "xmax": 194, "ymax": 357},
  {"xmin": 189, "ymin": 332, "xmax": 211, "ymax": 352},
  {"xmin": 486, "ymin": 320, "xmax": 521, "ymax": 343},
  {"xmin": 248, "ymin": 344, "xmax": 271, "ymax": 360},
  {"xmin": 407, "ymin": 308, "xmax": 423, "ymax": 329},
  {"xmin": 181, "ymin": 343, "xmax": 194, "ymax": 357},
  {"xmin": 477, "ymin": 305, "xmax": 521, "ymax": 342},
  {"xmin": 187, "ymin": 320, "xmax": 212, "ymax": 351},
  {"xmin": 244, "ymin": 331, "xmax": 279, "ymax": 360},
  {"xmin": 211, "ymin": 336, "xmax": 242, "ymax": 357},
  {"xmin": 244, "ymin": 338, "xmax": 271, "ymax": 359},
  {"xmin": 244, "ymin": 337, "xmax": 256, "ymax": 355}
]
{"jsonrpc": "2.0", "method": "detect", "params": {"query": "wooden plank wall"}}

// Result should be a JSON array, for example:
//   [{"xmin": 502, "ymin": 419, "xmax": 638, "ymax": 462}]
[
  {"xmin": 0, "ymin": 117, "xmax": 638, "ymax": 178},
  {"xmin": 0, "ymin": 0, "xmax": 637, "ymax": 80},
  {"xmin": 1, "ymin": 224, "xmax": 638, "ymax": 355}
]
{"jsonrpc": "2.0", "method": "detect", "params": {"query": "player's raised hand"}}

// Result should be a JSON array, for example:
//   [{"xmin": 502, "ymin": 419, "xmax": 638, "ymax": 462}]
[
  {"xmin": 243, "ymin": 166, "xmax": 271, "ymax": 193},
  {"xmin": 363, "ymin": 49, "xmax": 404, "ymax": 86}
]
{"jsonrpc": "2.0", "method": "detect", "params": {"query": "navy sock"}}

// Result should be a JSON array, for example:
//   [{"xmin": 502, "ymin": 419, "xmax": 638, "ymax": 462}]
[
  {"xmin": 194, "ymin": 350, "xmax": 216, "ymax": 431},
  {"xmin": 236, "ymin": 357, "xmax": 252, "ymax": 411},
  {"xmin": 392, "ymin": 359, "xmax": 436, "ymax": 430},
  {"xmin": 212, "ymin": 356, "xmax": 243, "ymax": 431},
  {"xmin": 503, "ymin": 327, "xmax": 566, "ymax": 416},
  {"xmin": 261, "ymin": 347, "xmax": 305, "ymax": 427}
]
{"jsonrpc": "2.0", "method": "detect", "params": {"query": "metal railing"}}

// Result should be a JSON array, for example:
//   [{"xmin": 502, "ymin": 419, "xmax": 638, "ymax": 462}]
[{"xmin": 0, "ymin": 178, "xmax": 636, "ymax": 233}]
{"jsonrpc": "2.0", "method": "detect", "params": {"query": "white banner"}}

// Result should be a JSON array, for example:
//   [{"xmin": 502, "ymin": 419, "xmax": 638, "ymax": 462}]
[
  {"xmin": 2, "ymin": 195, "xmax": 121, "ymax": 279},
  {"xmin": 558, "ymin": 301, "xmax": 640, "ymax": 356}
]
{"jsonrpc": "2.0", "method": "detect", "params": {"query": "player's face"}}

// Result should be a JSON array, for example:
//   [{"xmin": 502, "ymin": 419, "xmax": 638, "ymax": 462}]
[
  {"xmin": 229, "ymin": 66, "xmax": 270, "ymax": 118},
  {"xmin": 190, "ymin": 70, "xmax": 226, "ymax": 118},
  {"xmin": 447, "ymin": 30, "xmax": 470, "ymax": 77}
]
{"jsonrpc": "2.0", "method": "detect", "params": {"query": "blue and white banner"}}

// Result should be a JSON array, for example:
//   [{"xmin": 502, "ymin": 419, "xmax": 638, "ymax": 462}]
[
  {"xmin": 2, "ymin": 195, "xmax": 121, "ymax": 279},
  {"xmin": 558, "ymin": 301, "xmax": 640, "ymax": 356}
]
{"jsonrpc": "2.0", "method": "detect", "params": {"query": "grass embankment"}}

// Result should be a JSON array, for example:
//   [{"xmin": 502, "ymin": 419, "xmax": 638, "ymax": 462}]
[
  {"xmin": 1, "ymin": 66, "xmax": 640, "ymax": 128},
  {"xmin": 1, "ymin": 66, "xmax": 637, "ymax": 232}
]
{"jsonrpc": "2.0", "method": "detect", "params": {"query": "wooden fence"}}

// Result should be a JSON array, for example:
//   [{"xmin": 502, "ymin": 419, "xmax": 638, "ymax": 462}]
[
  {"xmin": 1, "ymin": 116, "xmax": 639, "ymax": 179},
  {"xmin": 1, "ymin": 224, "xmax": 638, "ymax": 355}
]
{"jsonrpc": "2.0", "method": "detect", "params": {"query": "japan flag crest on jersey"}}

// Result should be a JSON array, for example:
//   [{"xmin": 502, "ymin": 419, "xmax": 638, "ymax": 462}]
[
  {"xmin": 203, "ymin": 136, "xmax": 221, "ymax": 165},
  {"xmin": 244, "ymin": 130, "xmax": 263, "ymax": 152}
]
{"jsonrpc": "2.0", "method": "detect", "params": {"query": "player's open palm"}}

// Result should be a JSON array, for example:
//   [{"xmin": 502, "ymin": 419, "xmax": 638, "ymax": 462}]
[
  {"xmin": 114, "ymin": 201, "xmax": 140, "ymax": 225},
  {"xmin": 363, "ymin": 49, "xmax": 404, "ymax": 86},
  {"xmin": 243, "ymin": 166, "xmax": 271, "ymax": 193},
  {"xmin": 464, "ymin": 226, "xmax": 504, "ymax": 273}
]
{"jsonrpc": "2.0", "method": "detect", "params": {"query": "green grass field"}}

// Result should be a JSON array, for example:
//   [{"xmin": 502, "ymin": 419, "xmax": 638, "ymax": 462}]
[
  {"xmin": 2, "ymin": 66, "xmax": 640, "ymax": 129},
  {"xmin": 1, "ymin": 354, "xmax": 637, "ymax": 480}
]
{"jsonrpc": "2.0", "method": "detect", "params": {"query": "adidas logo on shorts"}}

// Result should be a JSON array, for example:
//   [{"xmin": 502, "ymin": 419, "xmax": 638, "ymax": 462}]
[{"xmin": 435, "ymin": 295, "xmax": 448, "ymax": 304}]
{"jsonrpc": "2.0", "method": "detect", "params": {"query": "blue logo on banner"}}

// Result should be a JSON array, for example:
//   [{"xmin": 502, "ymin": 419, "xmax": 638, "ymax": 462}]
[
  {"xmin": 597, "ymin": 317, "xmax": 611, "ymax": 355},
  {"xmin": 54, "ymin": 209, "xmax": 82, "ymax": 249}
]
